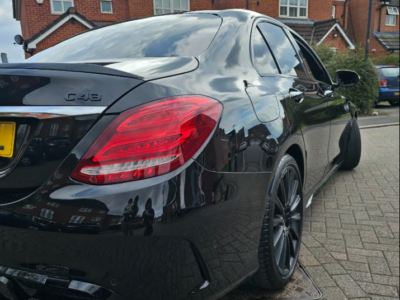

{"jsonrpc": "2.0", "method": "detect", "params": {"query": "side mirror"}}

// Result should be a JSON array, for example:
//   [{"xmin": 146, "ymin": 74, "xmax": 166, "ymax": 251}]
[{"xmin": 335, "ymin": 70, "xmax": 360, "ymax": 88}]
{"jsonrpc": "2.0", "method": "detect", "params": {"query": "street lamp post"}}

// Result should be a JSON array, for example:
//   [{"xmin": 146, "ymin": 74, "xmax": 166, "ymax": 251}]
[{"xmin": 365, "ymin": 0, "xmax": 374, "ymax": 59}]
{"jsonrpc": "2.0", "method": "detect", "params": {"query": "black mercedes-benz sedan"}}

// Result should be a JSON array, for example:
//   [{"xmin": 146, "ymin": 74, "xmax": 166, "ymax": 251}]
[{"xmin": 0, "ymin": 9, "xmax": 361, "ymax": 300}]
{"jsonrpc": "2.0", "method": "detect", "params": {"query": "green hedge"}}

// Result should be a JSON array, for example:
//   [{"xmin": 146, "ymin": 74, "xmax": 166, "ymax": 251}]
[
  {"xmin": 372, "ymin": 54, "xmax": 400, "ymax": 66},
  {"xmin": 312, "ymin": 45, "xmax": 380, "ymax": 114}
]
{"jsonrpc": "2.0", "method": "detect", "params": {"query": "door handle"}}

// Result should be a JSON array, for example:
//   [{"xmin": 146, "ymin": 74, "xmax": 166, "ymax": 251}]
[{"xmin": 289, "ymin": 88, "xmax": 305, "ymax": 103}]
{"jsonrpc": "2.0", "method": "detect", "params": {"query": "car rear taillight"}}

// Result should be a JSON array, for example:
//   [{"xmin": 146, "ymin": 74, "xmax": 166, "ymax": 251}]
[
  {"xmin": 380, "ymin": 79, "xmax": 388, "ymax": 87},
  {"xmin": 71, "ymin": 96, "xmax": 222, "ymax": 185}
]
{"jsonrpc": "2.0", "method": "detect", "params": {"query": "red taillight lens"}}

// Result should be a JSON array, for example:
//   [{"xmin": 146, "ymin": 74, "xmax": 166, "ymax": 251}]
[
  {"xmin": 71, "ymin": 96, "xmax": 222, "ymax": 185},
  {"xmin": 380, "ymin": 79, "xmax": 388, "ymax": 87}
]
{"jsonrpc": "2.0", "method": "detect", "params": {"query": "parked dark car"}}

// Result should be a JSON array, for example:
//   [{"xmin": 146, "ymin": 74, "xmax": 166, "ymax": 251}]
[
  {"xmin": 0, "ymin": 10, "xmax": 361, "ymax": 300},
  {"xmin": 376, "ymin": 65, "xmax": 400, "ymax": 106}
]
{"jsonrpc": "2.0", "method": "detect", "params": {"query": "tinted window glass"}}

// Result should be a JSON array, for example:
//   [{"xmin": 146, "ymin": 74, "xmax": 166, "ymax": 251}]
[
  {"xmin": 252, "ymin": 28, "xmax": 280, "ymax": 75},
  {"xmin": 27, "ymin": 14, "xmax": 221, "ymax": 63},
  {"xmin": 258, "ymin": 23, "xmax": 306, "ymax": 77},
  {"xmin": 381, "ymin": 67, "xmax": 399, "ymax": 77},
  {"xmin": 292, "ymin": 35, "xmax": 332, "ymax": 84}
]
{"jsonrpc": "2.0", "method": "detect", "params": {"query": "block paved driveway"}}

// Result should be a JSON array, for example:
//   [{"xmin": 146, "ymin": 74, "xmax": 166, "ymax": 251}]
[{"xmin": 300, "ymin": 125, "xmax": 399, "ymax": 300}]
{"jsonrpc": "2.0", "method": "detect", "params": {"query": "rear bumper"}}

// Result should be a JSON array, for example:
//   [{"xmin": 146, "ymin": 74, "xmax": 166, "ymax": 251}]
[
  {"xmin": 378, "ymin": 88, "xmax": 400, "ymax": 102},
  {"xmin": 0, "ymin": 167, "xmax": 273, "ymax": 300}
]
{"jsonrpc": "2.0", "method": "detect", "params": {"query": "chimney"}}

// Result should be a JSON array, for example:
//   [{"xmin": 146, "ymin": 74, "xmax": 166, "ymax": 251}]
[{"xmin": 1, "ymin": 53, "xmax": 9, "ymax": 63}]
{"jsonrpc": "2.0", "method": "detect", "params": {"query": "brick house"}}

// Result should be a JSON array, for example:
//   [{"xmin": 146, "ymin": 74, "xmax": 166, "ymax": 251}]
[
  {"xmin": 347, "ymin": 0, "xmax": 399, "ymax": 56},
  {"xmin": 13, "ymin": 0, "xmax": 356, "ymax": 58},
  {"xmin": 12, "ymin": 0, "xmax": 212, "ymax": 57},
  {"xmin": 213, "ymin": 0, "xmax": 355, "ymax": 51}
]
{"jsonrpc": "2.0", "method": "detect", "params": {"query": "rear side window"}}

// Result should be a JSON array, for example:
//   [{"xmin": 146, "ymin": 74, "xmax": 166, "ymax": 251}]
[
  {"xmin": 381, "ymin": 68, "xmax": 399, "ymax": 78},
  {"xmin": 252, "ymin": 28, "xmax": 280, "ymax": 75},
  {"xmin": 258, "ymin": 22, "xmax": 306, "ymax": 78},
  {"xmin": 27, "ymin": 14, "xmax": 221, "ymax": 63}
]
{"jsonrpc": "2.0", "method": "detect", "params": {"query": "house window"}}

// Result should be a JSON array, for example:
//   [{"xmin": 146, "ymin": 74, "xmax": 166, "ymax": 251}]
[
  {"xmin": 279, "ymin": 0, "xmax": 308, "ymax": 18},
  {"xmin": 49, "ymin": 124, "xmax": 59, "ymax": 136},
  {"xmin": 154, "ymin": 0, "xmax": 190, "ymax": 15},
  {"xmin": 40, "ymin": 209, "xmax": 54, "ymax": 220},
  {"xmin": 69, "ymin": 216, "xmax": 85, "ymax": 224},
  {"xmin": 79, "ymin": 208, "xmax": 92, "ymax": 213},
  {"xmin": 51, "ymin": 0, "xmax": 74, "ymax": 14},
  {"xmin": 332, "ymin": 6, "xmax": 336, "ymax": 19},
  {"xmin": 101, "ymin": 0, "xmax": 113, "ymax": 13},
  {"xmin": 91, "ymin": 217, "xmax": 102, "ymax": 222},
  {"xmin": 386, "ymin": 7, "xmax": 399, "ymax": 26},
  {"xmin": 47, "ymin": 202, "xmax": 60, "ymax": 207}
]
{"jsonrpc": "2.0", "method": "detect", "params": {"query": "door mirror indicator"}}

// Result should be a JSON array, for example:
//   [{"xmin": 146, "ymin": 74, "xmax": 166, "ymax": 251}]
[{"xmin": 335, "ymin": 70, "xmax": 360, "ymax": 88}]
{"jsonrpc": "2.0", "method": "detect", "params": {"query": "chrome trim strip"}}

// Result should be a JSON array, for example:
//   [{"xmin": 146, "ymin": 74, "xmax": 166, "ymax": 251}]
[
  {"xmin": 0, "ymin": 265, "xmax": 48, "ymax": 284},
  {"xmin": 69, "ymin": 280, "xmax": 113, "ymax": 297},
  {"xmin": 0, "ymin": 265, "xmax": 114, "ymax": 299},
  {"xmin": 0, "ymin": 106, "xmax": 107, "ymax": 117}
]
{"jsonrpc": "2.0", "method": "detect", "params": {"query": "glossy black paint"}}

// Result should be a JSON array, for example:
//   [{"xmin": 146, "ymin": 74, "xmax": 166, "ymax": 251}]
[{"xmin": 0, "ymin": 10, "xmax": 357, "ymax": 300}]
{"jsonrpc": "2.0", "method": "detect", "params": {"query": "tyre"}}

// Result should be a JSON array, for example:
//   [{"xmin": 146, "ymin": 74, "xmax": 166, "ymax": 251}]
[
  {"xmin": 340, "ymin": 119, "xmax": 362, "ymax": 170},
  {"xmin": 251, "ymin": 154, "xmax": 303, "ymax": 289}
]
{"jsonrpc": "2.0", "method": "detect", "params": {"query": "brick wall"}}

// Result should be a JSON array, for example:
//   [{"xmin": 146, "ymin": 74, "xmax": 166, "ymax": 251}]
[
  {"xmin": 20, "ymin": 0, "xmax": 130, "ymax": 41},
  {"xmin": 212, "ymin": 0, "xmax": 245, "ymax": 10},
  {"xmin": 214, "ymin": 0, "xmax": 333, "ymax": 21},
  {"xmin": 34, "ymin": 21, "xmax": 89, "ymax": 55},
  {"xmin": 322, "ymin": 31, "xmax": 349, "ymax": 52},
  {"xmin": 374, "ymin": 4, "xmax": 399, "ymax": 33},
  {"xmin": 333, "ymin": 0, "xmax": 349, "ymax": 29},
  {"xmin": 348, "ymin": 0, "xmax": 396, "ymax": 56}
]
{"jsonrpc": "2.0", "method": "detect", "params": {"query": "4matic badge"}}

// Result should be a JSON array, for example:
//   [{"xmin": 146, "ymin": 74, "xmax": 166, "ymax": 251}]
[{"xmin": 65, "ymin": 93, "xmax": 102, "ymax": 101}]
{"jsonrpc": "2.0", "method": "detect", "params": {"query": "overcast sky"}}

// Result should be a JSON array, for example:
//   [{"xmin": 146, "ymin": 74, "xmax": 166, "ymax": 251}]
[{"xmin": 0, "ymin": 0, "xmax": 25, "ymax": 62}]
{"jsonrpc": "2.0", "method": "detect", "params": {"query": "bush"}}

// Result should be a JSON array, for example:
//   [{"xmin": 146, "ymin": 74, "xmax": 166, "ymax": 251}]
[
  {"xmin": 312, "ymin": 45, "xmax": 379, "ymax": 114},
  {"xmin": 372, "ymin": 54, "xmax": 400, "ymax": 66}
]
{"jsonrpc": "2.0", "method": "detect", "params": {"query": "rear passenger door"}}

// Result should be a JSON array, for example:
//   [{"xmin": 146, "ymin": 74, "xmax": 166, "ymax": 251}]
[
  {"xmin": 289, "ymin": 33, "xmax": 351, "ymax": 174},
  {"xmin": 256, "ymin": 21, "xmax": 332, "ymax": 195}
]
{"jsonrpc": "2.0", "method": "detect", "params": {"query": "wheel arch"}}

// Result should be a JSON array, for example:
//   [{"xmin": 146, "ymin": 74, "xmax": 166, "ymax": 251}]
[{"xmin": 285, "ymin": 144, "xmax": 305, "ymax": 187}]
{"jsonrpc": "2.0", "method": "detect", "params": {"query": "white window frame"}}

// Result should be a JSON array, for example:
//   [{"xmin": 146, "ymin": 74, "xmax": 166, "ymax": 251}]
[
  {"xmin": 79, "ymin": 208, "xmax": 92, "ymax": 213},
  {"xmin": 386, "ymin": 15, "xmax": 397, "ymax": 26},
  {"xmin": 47, "ymin": 202, "xmax": 60, "ymax": 207},
  {"xmin": 91, "ymin": 217, "xmax": 102, "ymax": 222},
  {"xmin": 387, "ymin": 7, "xmax": 399, "ymax": 15},
  {"xmin": 40, "ymin": 209, "xmax": 54, "ymax": 220},
  {"xmin": 332, "ymin": 6, "xmax": 336, "ymax": 19},
  {"xmin": 279, "ymin": 0, "xmax": 308, "ymax": 19},
  {"xmin": 50, "ymin": 0, "xmax": 74, "ymax": 14},
  {"xmin": 154, "ymin": 0, "xmax": 190, "ymax": 15},
  {"xmin": 69, "ymin": 216, "xmax": 85, "ymax": 224},
  {"xmin": 101, "ymin": 0, "xmax": 113, "ymax": 14}
]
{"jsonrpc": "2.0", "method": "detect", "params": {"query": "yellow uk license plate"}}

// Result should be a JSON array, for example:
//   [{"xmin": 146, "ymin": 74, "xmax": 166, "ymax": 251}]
[
  {"xmin": 395, "ymin": 92, "xmax": 399, "ymax": 96},
  {"xmin": 0, "ymin": 122, "xmax": 16, "ymax": 158}
]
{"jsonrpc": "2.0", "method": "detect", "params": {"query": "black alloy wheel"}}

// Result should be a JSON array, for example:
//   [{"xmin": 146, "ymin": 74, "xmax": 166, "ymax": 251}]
[
  {"xmin": 251, "ymin": 154, "xmax": 303, "ymax": 289},
  {"xmin": 273, "ymin": 165, "xmax": 302, "ymax": 277}
]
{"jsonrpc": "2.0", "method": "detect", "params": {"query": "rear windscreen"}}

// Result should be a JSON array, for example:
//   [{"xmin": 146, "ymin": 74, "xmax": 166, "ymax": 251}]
[
  {"xmin": 27, "ymin": 14, "xmax": 221, "ymax": 63},
  {"xmin": 381, "ymin": 68, "xmax": 400, "ymax": 78}
]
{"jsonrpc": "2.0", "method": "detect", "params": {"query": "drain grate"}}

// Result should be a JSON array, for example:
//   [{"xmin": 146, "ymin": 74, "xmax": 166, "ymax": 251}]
[{"xmin": 220, "ymin": 264, "xmax": 322, "ymax": 300}]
